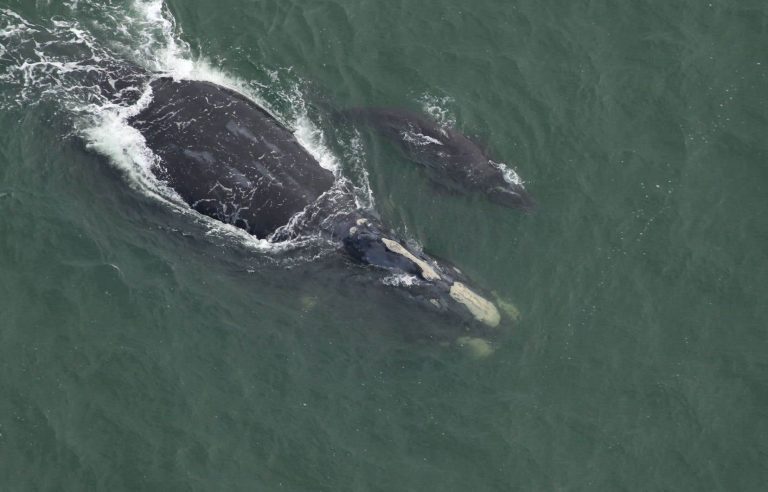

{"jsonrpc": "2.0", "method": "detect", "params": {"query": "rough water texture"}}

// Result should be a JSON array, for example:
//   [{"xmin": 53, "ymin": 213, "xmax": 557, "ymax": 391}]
[{"xmin": 0, "ymin": 0, "xmax": 767, "ymax": 490}]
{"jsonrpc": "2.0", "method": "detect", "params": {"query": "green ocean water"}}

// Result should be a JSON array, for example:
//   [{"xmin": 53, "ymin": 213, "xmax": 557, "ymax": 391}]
[{"xmin": 1, "ymin": 0, "xmax": 767, "ymax": 490}]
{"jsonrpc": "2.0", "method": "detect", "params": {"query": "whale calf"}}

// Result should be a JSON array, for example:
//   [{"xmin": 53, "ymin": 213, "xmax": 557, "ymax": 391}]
[
  {"xmin": 126, "ymin": 78, "xmax": 504, "ymax": 335},
  {"xmin": 343, "ymin": 107, "xmax": 534, "ymax": 210}
]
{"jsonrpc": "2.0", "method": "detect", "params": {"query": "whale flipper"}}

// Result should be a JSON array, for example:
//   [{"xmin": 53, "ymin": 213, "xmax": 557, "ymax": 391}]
[{"xmin": 342, "ymin": 107, "xmax": 534, "ymax": 210}]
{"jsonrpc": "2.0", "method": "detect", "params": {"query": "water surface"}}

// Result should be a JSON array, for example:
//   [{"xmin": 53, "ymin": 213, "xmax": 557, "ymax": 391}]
[{"xmin": 0, "ymin": 0, "xmax": 766, "ymax": 490}]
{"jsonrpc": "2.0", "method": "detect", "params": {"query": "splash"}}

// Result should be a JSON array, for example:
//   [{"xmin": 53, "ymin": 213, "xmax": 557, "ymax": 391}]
[
  {"xmin": 382, "ymin": 273, "xmax": 422, "ymax": 288},
  {"xmin": 343, "ymin": 131, "xmax": 375, "ymax": 210},
  {"xmin": 489, "ymin": 159, "xmax": 525, "ymax": 186},
  {"xmin": 418, "ymin": 93, "xmax": 457, "ymax": 128}
]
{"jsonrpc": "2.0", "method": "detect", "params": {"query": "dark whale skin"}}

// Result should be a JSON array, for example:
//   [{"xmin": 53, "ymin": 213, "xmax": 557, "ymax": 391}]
[
  {"xmin": 128, "ymin": 77, "xmax": 335, "ymax": 238},
  {"xmin": 343, "ymin": 107, "xmax": 534, "ymax": 210}
]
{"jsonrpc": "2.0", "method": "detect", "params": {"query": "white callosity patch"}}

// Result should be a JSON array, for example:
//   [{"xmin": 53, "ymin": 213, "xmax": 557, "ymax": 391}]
[
  {"xmin": 381, "ymin": 237, "xmax": 441, "ymax": 281},
  {"xmin": 449, "ymin": 282, "xmax": 501, "ymax": 328},
  {"xmin": 379, "ymin": 235, "xmax": 502, "ymax": 328}
]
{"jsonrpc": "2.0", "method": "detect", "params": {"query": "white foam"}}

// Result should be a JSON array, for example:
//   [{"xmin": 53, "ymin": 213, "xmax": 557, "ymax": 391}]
[
  {"xmin": 489, "ymin": 160, "xmax": 525, "ymax": 186},
  {"xmin": 419, "ymin": 93, "xmax": 456, "ymax": 127},
  {"xmin": 382, "ymin": 273, "xmax": 422, "ymax": 288},
  {"xmin": 0, "ymin": 9, "xmax": 38, "ymax": 38},
  {"xmin": 294, "ymin": 115, "xmax": 341, "ymax": 176},
  {"xmin": 82, "ymin": 102, "xmax": 161, "ymax": 196},
  {"xmin": 346, "ymin": 132, "xmax": 375, "ymax": 210}
]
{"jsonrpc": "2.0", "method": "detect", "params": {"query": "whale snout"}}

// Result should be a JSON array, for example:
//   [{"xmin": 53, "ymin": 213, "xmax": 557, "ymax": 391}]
[
  {"xmin": 343, "ymin": 219, "xmax": 503, "ymax": 331},
  {"xmin": 447, "ymin": 281, "xmax": 501, "ymax": 327}
]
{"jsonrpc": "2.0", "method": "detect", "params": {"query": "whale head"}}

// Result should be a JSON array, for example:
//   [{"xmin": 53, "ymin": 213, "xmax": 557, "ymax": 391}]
[{"xmin": 339, "ymin": 215, "xmax": 503, "ymax": 335}]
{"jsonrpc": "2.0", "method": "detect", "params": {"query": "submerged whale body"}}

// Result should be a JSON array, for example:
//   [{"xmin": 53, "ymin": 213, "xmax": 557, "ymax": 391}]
[
  {"xmin": 343, "ymin": 107, "xmax": 534, "ymax": 210},
  {"xmin": 126, "ymin": 77, "xmax": 505, "ymax": 337}
]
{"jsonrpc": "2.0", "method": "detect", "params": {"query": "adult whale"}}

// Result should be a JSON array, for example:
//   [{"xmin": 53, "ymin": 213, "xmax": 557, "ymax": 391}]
[
  {"xmin": 127, "ymin": 77, "xmax": 503, "ymax": 333},
  {"xmin": 342, "ymin": 107, "xmax": 534, "ymax": 210}
]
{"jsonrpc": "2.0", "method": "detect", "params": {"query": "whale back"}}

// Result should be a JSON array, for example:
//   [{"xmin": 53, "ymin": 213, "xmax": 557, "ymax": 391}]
[
  {"xmin": 129, "ymin": 78, "xmax": 335, "ymax": 238},
  {"xmin": 342, "ymin": 107, "xmax": 488, "ymax": 173}
]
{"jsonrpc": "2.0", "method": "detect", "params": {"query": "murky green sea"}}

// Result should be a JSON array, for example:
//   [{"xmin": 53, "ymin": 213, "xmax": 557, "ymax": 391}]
[{"xmin": 1, "ymin": 0, "xmax": 767, "ymax": 490}]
